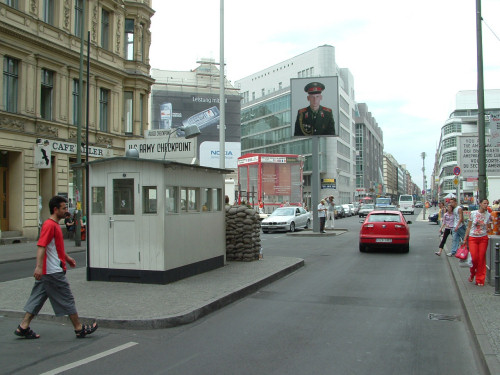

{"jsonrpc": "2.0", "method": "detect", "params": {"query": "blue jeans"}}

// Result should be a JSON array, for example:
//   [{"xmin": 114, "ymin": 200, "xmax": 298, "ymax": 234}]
[{"xmin": 451, "ymin": 225, "xmax": 466, "ymax": 254}]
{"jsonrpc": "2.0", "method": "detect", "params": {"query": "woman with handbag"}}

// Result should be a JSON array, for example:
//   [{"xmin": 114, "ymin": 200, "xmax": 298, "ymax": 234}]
[
  {"xmin": 464, "ymin": 199, "xmax": 492, "ymax": 286},
  {"xmin": 435, "ymin": 204, "xmax": 454, "ymax": 256}
]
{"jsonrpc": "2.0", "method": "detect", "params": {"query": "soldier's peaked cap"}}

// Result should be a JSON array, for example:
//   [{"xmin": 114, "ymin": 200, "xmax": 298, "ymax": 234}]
[{"xmin": 304, "ymin": 82, "xmax": 325, "ymax": 94}]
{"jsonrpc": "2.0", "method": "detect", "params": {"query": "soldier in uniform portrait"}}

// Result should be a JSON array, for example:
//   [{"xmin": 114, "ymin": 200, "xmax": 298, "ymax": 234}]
[{"xmin": 294, "ymin": 82, "xmax": 335, "ymax": 136}]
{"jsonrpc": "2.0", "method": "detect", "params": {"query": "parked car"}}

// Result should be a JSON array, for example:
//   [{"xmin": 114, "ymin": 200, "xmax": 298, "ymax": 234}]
[
  {"xmin": 261, "ymin": 207, "xmax": 311, "ymax": 233},
  {"xmin": 359, "ymin": 210, "xmax": 412, "ymax": 253},
  {"xmin": 358, "ymin": 204, "xmax": 375, "ymax": 217},
  {"xmin": 415, "ymin": 201, "xmax": 423, "ymax": 208},
  {"xmin": 348, "ymin": 203, "xmax": 358, "ymax": 215},
  {"xmin": 342, "ymin": 204, "xmax": 352, "ymax": 217},
  {"xmin": 428, "ymin": 212, "xmax": 439, "ymax": 224},
  {"xmin": 335, "ymin": 205, "xmax": 345, "ymax": 219}
]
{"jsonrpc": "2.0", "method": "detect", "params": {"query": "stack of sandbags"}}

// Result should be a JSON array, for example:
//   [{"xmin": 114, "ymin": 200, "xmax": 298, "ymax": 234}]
[{"xmin": 225, "ymin": 205, "xmax": 261, "ymax": 261}]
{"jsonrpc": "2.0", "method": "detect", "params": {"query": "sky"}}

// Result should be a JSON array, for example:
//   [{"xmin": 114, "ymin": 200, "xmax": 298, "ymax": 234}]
[{"xmin": 149, "ymin": 0, "xmax": 500, "ymax": 188}]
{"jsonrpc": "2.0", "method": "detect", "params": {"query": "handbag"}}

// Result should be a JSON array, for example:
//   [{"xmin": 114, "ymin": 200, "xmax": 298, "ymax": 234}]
[{"xmin": 455, "ymin": 242, "xmax": 469, "ymax": 260}]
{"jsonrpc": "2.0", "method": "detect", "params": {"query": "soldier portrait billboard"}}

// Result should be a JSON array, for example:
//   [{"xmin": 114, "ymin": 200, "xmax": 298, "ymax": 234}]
[{"xmin": 291, "ymin": 77, "xmax": 339, "ymax": 137}]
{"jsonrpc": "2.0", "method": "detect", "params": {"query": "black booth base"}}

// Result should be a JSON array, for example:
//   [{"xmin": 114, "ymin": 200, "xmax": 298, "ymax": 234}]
[{"xmin": 88, "ymin": 255, "xmax": 224, "ymax": 284}]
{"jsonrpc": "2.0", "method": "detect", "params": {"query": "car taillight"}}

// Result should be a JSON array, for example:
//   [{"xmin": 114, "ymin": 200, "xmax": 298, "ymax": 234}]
[
  {"xmin": 395, "ymin": 224, "xmax": 404, "ymax": 228},
  {"xmin": 364, "ymin": 224, "xmax": 374, "ymax": 228}
]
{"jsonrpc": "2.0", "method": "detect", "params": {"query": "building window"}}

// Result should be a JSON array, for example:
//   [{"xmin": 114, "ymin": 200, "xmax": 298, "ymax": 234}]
[
  {"xmin": 3, "ymin": 56, "xmax": 18, "ymax": 113},
  {"xmin": 139, "ymin": 94, "xmax": 144, "ymax": 134},
  {"xmin": 143, "ymin": 186, "xmax": 157, "ymax": 214},
  {"xmin": 74, "ymin": 0, "xmax": 83, "ymax": 36},
  {"xmin": 43, "ymin": 0, "xmax": 54, "ymax": 26},
  {"xmin": 165, "ymin": 186, "xmax": 178, "ymax": 213},
  {"xmin": 101, "ymin": 9, "xmax": 110, "ymax": 50},
  {"xmin": 4, "ymin": 0, "xmax": 19, "ymax": 9},
  {"xmin": 91, "ymin": 187, "xmax": 105, "ymax": 214},
  {"xmin": 181, "ymin": 187, "xmax": 199, "ymax": 212},
  {"xmin": 72, "ymin": 79, "xmax": 79, "ymax": 125},
  {"xmin": 125, "ymin": 19, "xmax": 134, "ymax": 60},
  {"xmin": 124, "ymin": 91, "xmax": 133, "ymax": 134},
  {"xmin": 99, "ymin": 88, "xmax": 109, "ymax": 132},
  {"xmin": 202, "ymin": 188, "xmax": 212, "ymax": 211},
  {"xmin": 41, "ymin": 69, "xmax": 54, "ymax": 120}
]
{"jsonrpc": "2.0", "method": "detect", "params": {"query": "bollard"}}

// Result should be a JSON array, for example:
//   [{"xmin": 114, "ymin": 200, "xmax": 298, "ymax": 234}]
[{"xmin": 496, "ymin": 243, "xmax": 500, "ymax": 296}]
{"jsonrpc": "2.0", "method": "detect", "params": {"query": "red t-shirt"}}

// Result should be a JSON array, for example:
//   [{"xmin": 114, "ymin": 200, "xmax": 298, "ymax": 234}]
[{"xmin": 37, "ymin": 218, "xmax": 66, "ymax": 274}]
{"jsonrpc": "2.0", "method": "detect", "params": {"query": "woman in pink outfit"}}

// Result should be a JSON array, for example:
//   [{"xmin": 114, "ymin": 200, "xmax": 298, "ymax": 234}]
[{"xmin": 464, "ymin": 199, "xmax": 492, "ymax": 286}]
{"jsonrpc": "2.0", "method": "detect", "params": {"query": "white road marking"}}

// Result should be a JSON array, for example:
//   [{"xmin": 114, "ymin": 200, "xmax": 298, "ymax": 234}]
[{"xmin": 39, "ymin": 341, "xmax": 138, "ymax": 375}]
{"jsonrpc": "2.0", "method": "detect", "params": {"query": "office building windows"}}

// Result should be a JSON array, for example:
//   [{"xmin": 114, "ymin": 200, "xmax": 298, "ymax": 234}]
[
  {"xmin": 41, "ymin": 69, "xmax": 54, "ymax": 120},
  {"xmin": 124, "ymin": 91, "xmax": 133, "ymax": 134},
  {"xmin": 125, "ymin": 19, "xmax": 134, "ymax": 60},
  {"xmin": 74, "ymin": 0, "xmax": 83, "ymax": 36},
  {"xmin": 99, "ymin": 88, "xmax": 109, "ymax": 132},
  {"xmin": 101, "ymin": 9, "xmax": 110, "ymax": 50},
  {"xmin": 3, "ymin": 56, "xmax": 18, "ymax": 113},
  {"xmin": 43, "ymin": 0, "xmax": 54, "ymax": 26}
]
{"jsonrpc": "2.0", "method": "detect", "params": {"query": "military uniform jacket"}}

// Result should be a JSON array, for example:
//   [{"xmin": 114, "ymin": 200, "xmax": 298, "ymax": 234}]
[{"xmin": 294, "ymin": 106, "xmax": 335, "ymax": 136}]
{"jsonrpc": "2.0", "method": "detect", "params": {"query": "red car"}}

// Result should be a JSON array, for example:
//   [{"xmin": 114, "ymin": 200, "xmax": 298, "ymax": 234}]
[{"xmin": 359, "ymin": 210, "xmax": 412, "ymax": 253}]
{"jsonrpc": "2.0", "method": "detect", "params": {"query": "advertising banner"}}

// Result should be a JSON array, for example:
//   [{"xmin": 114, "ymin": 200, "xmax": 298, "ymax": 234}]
[
  {"xmin": 458, "ymin": 135, "xmax": 500, "ymax": 178},
  {"xmin": 151, "ymin": 89, "xmax": 241, "ymax": 166},
  {"xmin": 291, "ymin": 76, "xmax": 339, "ymax": 137}
]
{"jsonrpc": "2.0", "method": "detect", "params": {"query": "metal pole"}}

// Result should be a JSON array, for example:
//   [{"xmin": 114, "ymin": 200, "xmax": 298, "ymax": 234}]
[
  {"xmin": 421, "ymin": 152, "xmax": 426, "ymax": 220},
  {"xmin": 85, "ymin": 30, "xmax": 90, "ymax": 281},
  {"xmin": 219, "ymin": 0, "xmax": 225, "ymax": 169},
  {"xmin": 312, "ymin": 136, "xmax": 320, "ymax": 232},
  {"xmin": 75, "ymin": 0, "xmax": 86, "ymax": 247},
  {"xmin": 476, "ymin": 0, "xmax": 487, "ymax": 200},
  {"xmin": 495, "ymin": 243, "xmax": 499, "ymax": 295}
]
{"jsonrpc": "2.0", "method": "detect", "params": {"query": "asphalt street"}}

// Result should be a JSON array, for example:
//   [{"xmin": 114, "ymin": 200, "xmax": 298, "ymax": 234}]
[{"xmin": 1, "ymin": 208, "xmax": 496, "ymax": 375}]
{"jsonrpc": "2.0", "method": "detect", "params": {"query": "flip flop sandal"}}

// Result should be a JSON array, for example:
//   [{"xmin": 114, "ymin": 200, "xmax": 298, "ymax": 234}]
[
  {"xmin": 75, "ymin": 322, "xmax": 98, "ymax": 338},
  {"xmin": 14, "ymin": 325, "xmax": 40, "ymax": 339}
]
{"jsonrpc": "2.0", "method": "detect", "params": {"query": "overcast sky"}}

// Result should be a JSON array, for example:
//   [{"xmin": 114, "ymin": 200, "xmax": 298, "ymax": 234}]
[{"xmin": 149, "ymin": 0, "xmax": 500, "ymax": 187}]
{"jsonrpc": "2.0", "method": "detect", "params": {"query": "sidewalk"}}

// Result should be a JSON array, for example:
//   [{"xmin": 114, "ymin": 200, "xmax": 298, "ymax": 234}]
[
  {"xmin": 0, "ymin": 239, "xmax": 303, "ymax": 329},
  {"xmin": 418, "ymin": 206, "xmax": 500, "ymax": 374}
]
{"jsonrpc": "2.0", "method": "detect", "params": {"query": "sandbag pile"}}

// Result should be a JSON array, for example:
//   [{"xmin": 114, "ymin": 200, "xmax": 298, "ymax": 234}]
[{"xmin": 225, "ymin": 205, "xmax": 261, "ymax": 261}]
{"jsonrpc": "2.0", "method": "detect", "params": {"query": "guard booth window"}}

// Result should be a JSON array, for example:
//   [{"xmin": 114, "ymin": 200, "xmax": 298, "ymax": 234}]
[
  {"xmin": 92, "ymin": 187, "xmax": 105, "ymax": 214},
  {"xmin": 113, "ymin": 179, "xmax": 134, "ymax": 215},
  {"xmin": 143, "ymin": 186, "xmax": 157, "ymax": 214}
]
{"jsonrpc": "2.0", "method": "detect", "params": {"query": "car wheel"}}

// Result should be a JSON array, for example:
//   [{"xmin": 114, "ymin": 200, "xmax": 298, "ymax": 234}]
[
  {"xmin": 401, "ymin": 244, "xmax": 409, "ymax": 253},
  {"xmin": 290, "ymin": 222, "xmax": 295, "ymax": 232},
  {"xmin": 359, "ymin": 244, "xmax": 367, "ymax": 252},
  {"xmin": 262, "ymin": 230, "xmax": 269, "ymax": 234},
  {"xmin": 305, "ymin": 219, "xmax": 311, "ymax": 229}
]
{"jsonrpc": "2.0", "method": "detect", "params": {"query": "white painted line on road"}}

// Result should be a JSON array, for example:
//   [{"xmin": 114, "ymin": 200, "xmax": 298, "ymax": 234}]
[{"xmin": 39, "ymin": 341, "xmax": 138, "ymax": 375}]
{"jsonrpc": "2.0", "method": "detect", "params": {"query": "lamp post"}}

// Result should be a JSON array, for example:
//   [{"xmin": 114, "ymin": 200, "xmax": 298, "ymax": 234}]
[{"xmin": 421, "ymin": 152, "xmax": 426, "ymax": 220}]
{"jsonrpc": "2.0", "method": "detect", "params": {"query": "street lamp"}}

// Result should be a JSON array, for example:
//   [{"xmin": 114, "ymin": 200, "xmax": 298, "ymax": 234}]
[{"xmin": 163, "ymin": 124, "xmax": 201, "ymax": 160}]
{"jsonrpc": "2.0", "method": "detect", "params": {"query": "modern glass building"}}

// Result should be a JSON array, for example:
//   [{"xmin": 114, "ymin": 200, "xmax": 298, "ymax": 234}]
[
  {"xmin": 236, "ymin": 45, "xmax": 357, "ymax": 205},
  {"xmin": 436, "ymin": 90, "xmax": 500, "ymax": 201}
]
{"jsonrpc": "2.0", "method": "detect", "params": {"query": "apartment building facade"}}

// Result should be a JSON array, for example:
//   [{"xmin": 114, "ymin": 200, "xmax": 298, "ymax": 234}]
[{"xmin": 0, "ymin": 0, "xmax": 154, "ymax": 238}]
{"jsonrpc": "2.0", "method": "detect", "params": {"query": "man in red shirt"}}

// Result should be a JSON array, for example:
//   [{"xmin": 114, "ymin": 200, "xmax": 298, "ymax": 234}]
[{"xmin": 14, "ymin": 196, "xmax": 97, "ymax": 339}]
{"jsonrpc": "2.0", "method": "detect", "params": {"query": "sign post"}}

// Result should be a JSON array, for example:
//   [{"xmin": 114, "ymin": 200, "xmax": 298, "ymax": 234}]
[{"xmin": 454, "ymin": 166, "xmax": 461, "ymax": 202}]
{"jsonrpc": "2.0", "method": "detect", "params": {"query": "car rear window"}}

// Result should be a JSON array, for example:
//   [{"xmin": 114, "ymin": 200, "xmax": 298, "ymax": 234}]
[
  {"xmin": 368, "ymin": 214, "xmax": 401, "ymax": 223},
  {"xmin": 399, "ymin": 195, "xmax": 413, "ymax": 202}
]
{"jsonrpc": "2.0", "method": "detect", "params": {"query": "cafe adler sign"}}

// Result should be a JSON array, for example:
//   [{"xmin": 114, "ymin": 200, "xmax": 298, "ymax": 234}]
[{"xmin": 39, "ymin": 139, "xmax": 112, "ymax": 158}]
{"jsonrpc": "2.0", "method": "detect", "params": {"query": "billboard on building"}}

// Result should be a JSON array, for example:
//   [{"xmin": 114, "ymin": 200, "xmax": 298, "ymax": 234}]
[
  {"xmin": 151, "ymin": 89, "xmax": 241, "ymax": 167},
  {"xmin": 458, "ymin": 135, "xmax": 500, "ymax": 178},
  {"xmin": 291, "ymin": 76, "xmax": 339, "ymax": 137}
]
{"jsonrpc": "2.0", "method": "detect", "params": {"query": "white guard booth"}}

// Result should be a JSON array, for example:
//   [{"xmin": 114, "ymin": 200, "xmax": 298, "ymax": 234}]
[{"xmin": 86, "ymin": 156, "xmax": 231, "ymax": 284}]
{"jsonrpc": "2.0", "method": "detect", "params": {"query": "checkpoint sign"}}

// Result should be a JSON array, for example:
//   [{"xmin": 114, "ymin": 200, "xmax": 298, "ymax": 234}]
[{"xmin": 453, "ymin": 166, "xmax": 461, "ymax": 176}]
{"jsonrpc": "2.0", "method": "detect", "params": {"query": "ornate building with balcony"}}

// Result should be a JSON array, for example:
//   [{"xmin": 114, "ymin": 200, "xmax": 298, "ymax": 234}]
[{"xmin": 0, "ymin": 0, "xmax": 154, "ymax": 238}]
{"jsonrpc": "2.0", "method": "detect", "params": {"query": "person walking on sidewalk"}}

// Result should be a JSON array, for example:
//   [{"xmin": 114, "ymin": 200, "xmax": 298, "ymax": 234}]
[
  {"xmin": 318, "ymin": 199, "xmax": 327, "ymax": 233},
  {"xmin": 447, "ymin": 197, "xmax": 466, "ymax": 257},
  {"xmin": 464, "ymin": 199, "xmax": 492, "ymax": 286},
  {"xmin": 14, "ymin": 195, "xmax": 97, "ymax": 339},
  {"xmin": 436, "ymin": 204, "xmax": 454, "ymax": 256},
  {"xmin": 325, "ymin": 196, "xmax": 335, "ymax": 229}
]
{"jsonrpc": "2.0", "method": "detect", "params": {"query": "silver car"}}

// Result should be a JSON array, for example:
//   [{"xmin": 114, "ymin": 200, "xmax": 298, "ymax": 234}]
[
  {"xmin": 358, "ymin": 204, "xmax": 375, "ymax": 217},
  {"xmin": 261, "ymin": 207, "xmax": 311, "ymax": 233}
]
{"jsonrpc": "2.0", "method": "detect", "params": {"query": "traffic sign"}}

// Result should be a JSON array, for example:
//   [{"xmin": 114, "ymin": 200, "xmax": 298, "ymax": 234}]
[{"xmin": 453, "ymin": 166, "xmax": 461, "ymax": 176}]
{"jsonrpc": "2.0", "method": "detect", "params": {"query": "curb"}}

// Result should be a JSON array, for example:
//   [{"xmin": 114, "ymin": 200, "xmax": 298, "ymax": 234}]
[
  {"xmin": 0, "ymin": 258, "xmax": 304, "ymax": 330},
  {"xmin": 446, "ymin": 250, "xmax": 500, "ymax": 375}
]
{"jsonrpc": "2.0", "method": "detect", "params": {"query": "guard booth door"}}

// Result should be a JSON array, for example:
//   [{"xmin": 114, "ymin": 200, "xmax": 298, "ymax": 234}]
[{"xmin": 107, "ymin": 173, "xmax": 140, "ymax": 269}]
